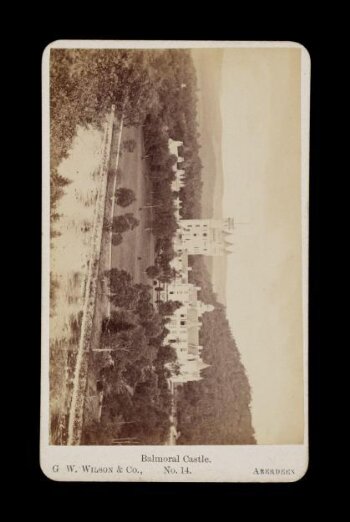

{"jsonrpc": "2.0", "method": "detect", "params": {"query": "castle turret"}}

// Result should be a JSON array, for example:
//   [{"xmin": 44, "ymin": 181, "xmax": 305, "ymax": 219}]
[{"xmin": 197, "ymin": 300, "xmax": 215, "ymax": 316}]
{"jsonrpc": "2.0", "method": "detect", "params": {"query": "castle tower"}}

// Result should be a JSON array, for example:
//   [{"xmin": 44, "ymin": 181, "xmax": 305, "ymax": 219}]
[
  {"xmin": 197, "ymin": 300, "xmax": 215, "ymax": 317},
  {"xmin": 177, "ymin": 218, "xmax": 234, "ymax": 256}
]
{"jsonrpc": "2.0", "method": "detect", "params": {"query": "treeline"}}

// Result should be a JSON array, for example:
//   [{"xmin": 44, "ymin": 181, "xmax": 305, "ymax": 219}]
[
  {"xmin": 175, "ymin": 256, "xmax": 256, "ymax": 445},
  {"xmin": 82, "ymin": 269, "xmax": 178, "ymax": 445},
  {"xmin": 141, "ymin": 50, "xmax": 204, "ymax": 276},
  {"xmin": 142, "ymin": 50, "xmax": 203, "ymax": 220}
]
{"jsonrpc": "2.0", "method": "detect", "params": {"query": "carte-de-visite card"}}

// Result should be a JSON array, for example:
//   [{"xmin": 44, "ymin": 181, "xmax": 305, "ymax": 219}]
[{"xmin": 41, "ymin": 40, "xmax": 310, "ymax": 482}]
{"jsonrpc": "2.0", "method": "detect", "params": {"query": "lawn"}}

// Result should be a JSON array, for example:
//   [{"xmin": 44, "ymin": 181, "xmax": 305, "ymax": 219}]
[{"xmin": 111, "ymin": 125, "xmax": 155, "ymax": 283}]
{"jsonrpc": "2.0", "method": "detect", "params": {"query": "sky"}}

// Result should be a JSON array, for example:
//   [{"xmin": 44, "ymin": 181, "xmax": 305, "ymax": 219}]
[{"xmin": 219, "ymin": 48, "xmax": 304, "ymax": 444}]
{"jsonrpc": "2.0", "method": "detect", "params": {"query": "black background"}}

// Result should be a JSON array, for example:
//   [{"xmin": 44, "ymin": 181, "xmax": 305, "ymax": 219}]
[{"xmin": 11, "ymin": 7, "xmax": 324, "ymax": 509}]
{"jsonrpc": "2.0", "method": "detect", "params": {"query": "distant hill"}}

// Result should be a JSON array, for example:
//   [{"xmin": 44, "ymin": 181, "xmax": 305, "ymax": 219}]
[
  {"xmin": 191, "ymin": 49, "xmax": 227, "ymax": 304},
  {"xmin": 191, "ymin": 49, "xmax": 224, "ymax": 219}
]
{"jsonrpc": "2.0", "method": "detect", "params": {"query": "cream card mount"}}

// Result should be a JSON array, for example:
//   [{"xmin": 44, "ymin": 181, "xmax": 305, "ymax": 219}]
[{"xmin": 41, "ymin": 40, "xmax": 310, "ymax": 482}]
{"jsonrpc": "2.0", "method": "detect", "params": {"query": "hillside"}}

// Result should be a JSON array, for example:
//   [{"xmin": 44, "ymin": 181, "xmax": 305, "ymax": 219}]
[{"xmin": 176, "ymin": 256, "xmax": 256, "ymax": 445}]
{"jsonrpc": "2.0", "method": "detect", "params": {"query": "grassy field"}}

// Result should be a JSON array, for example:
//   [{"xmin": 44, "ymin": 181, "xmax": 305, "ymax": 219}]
[
  {"xmin": 112, "ymin": 126, "xmax": 155, "ymax": 283},
  {"xmin": 49, "ymin": 125, "xmax": 106, "ymax": 445}
]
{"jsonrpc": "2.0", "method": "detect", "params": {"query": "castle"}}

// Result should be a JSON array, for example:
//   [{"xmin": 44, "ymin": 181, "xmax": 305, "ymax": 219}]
[
  {"xmin": 168, "ymin": 139, "xmax": 234, "ymax": 257},
  {"xmin": 153, "ymin": 139, "xmax": 235, "ymax": 383},
  {"xmin": 169, "ymin": 138, "xmax": 186, "ymax": 192},
  {"xmin": 174, "ymin": 218, "xmax": 234, "ymax": 256},
  {"xmin": 156, "ymin": 254, "xmax": 214, "ymax": 383}
]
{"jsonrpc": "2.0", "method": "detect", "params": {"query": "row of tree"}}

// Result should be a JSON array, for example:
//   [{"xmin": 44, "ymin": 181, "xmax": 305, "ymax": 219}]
[
  {"xmin": 142, "ymin": 51, "xmax": 204, "ymax": 220},
  {"xmin": 140, "ymin": 51, "xmax": 204, "ymax": 278}
]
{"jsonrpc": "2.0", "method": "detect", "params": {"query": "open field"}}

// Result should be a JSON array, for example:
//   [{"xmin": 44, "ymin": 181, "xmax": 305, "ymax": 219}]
[
  {"xmin": 66, "ymin": 109, "xmax": 116, "ymax": 444},
  {"xmin": 49, "ymin": 124, "xmax": 108, "ymax": 444},
  {"xmin": 112, "ymin": 126, "xmax": 155, "ymax": 283}
]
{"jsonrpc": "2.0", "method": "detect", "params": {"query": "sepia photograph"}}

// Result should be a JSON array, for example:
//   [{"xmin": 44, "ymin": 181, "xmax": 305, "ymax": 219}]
[{"xmin": 42, "ymin": 41, "xmax": 309, "ymax": 480}]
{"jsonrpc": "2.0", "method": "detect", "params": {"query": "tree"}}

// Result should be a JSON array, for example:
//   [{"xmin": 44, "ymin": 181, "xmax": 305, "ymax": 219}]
[
  {"xmin": 106, "ymin": 269, "xmax": 136, "ymax": 309},
  {"xmin": 140, "ymin": 312, "xmax": 164, "ymax": 339},
  {"xmin": 157, "ymin": 344, "xmax": 177, "ymax": 364},
  {"xmin": 158, "ymin": 300, "xmax": 182, "ymax": 316},
  {"xmin": 123, "ymin": 139, "xmax": 137, "ymax": 152},
  {"xmin": 102, "ymin": 311, "xmax": 135, "ymax": 333},
  {"xmin": 50, "ymin": 274, "xmax": 59, "ymax": 308},
  {"xmin": 158, "ymin": 273, "xmax": 172, "ymax": 284},
  {"xmin": 115, "ymin": 188, "xmax": 136, "ymax": 207},
  {"xmin": 159, "ymin": 267, "xmax": 178, "ymax": 283},
  {"xmin": 116, "ymin": 325, "xmax": 149, "ymax": 363},
  {"xmin": 112, "ymin": 233, "xmax": 123, "ymax": 246},
  {"xmin": 165, "ymin": 154, "xmax": 178, "ymax": 170},
  {"xmin": 112, "ymin": 213, "xmax": 139, "ymax": 233},
  {"xmin": 112, "ymin": 216, "xmax": 130, "ymax": 234},
  {"xmin": 107, "ymin": 268, "xmax": 132, "ymax": 289},
  {"xmin": 82, "ymin": 415, "xmax": 124, "ymax": 445},
  {"xmin": 169, "ymin": 361, "xmax": 181, "ymax": 376},
  {"xmin": 124, "ymin": 213, "xmax": 139, "ymax": 230},
  {"xmin": 145, "ymin": 265, "xmax": 160, "ymax": 279}
]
